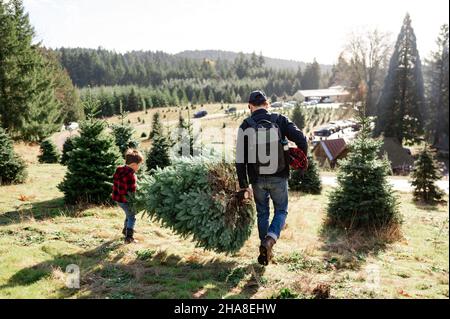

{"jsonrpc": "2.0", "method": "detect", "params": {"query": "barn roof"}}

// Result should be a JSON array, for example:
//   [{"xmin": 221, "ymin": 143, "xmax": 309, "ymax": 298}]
[{"xmin": 313, "ymin": 138, "xmax": 347, "ymax": 162}]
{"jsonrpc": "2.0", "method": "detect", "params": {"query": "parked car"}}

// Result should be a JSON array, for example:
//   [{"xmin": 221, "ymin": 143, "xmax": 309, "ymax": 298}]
[
  {"xmin": 322, "ymin": 97, "xmax": 333, "ymax": 103},
  {"xmin": 329, "ymin": 121, "xmax": 342, "ymax": 132},
  {"xmin": 66, "ymin": 122, "xmax": 79, "ymax": 131},
  {"xmin": 225, "ymin": 107, "xmax": 237, "ymax": 114},
  {"xmin": 314, "ymin": 127, "xmax": 333, "ymax": 137},
  {"xmin": 283, "ymin": 102, "xmax": 295, "ymax": 109},
  {"xmin": 194, "ymin": 111, "xmax": 208, "ymax": 118},
  {"xmin": 341, "ymin": 120, "xmax": 354, "ymax": 129},
  {"xmin": 303, "ymin": 100, "xmax": 318, "ymax": 106},
  {"xmin": 350, "ymin": 122, "xmax": 361, "ymax": 131},
  {"xmin": 271, "ymin": 102, "xmax": 283, "ymax": 108}
]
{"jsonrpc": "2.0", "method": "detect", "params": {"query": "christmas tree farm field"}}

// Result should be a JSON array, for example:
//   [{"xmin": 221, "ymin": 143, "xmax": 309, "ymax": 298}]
[{"xmin": 0, "ymin": 163, "xmax": 448, "ymax": 299}]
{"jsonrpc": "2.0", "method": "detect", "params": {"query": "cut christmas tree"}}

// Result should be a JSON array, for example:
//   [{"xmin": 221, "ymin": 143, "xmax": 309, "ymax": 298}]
[{"xmin": 131, "ymin": 157, "xmax": 255, "ymax": 254}]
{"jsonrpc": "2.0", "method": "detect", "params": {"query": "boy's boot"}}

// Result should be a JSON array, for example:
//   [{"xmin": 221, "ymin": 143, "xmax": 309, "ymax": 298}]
[
  {"xmin": 122, "ymin": 219, "xmax": 128, "ymax": 236},
  {"xmin": 125, "ymin": 228, "xmax": 137, "ymax": 244},
  {"xmin": 258, "ymin": 236, "xmax": 276, "ymax": 266}
]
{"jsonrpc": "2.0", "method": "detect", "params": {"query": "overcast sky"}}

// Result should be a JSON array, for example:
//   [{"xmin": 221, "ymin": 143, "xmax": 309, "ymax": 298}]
[{"xmin": 23, "ymin": 0, "xmax": 449, "ymax": 64}]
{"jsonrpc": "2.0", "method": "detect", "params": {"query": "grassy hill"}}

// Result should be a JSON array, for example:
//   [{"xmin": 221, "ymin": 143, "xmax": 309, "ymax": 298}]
[
  {"xmin": 54, "ymin": 103, "xmax": 354, "ymax": 152},
  {"xmin": 1, "ymin": 103, "xmax": 447, "ymax": 299},
  {"xmin": 0, "ymin": 156, "xmax": 448, "ymax": 299}
]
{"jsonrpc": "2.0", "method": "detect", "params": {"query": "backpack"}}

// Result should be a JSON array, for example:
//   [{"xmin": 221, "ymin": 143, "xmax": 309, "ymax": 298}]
[{"xmin": 244, "ymin": 114, "xmax": 288, "ymax": 175}]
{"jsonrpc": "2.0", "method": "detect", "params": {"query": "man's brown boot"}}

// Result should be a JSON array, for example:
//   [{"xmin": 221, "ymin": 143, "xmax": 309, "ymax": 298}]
[{"xmin": 258, "ymin": 236, "xmax": 276, "ymax": 266}]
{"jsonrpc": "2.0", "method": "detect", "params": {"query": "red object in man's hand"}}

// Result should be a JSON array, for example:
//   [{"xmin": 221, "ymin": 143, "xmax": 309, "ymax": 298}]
[{"xmin": 289, "ymin": 148, "xmax": 308, "ymax": 171}]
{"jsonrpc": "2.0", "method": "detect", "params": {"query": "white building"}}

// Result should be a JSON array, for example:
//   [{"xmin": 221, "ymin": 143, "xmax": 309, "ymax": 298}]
[{"xmin": 294, "ymin": 86, "xmax": 350, "ymax": 103}]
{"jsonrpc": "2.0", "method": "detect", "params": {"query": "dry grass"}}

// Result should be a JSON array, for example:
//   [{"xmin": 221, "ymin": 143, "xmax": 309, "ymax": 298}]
[
  {"xmin": 0, "ymin": 164, "xmax": 448, "ymax": 299},
  {"xmin": 1, "ymin": 104, "xmax": 448, "ymax": 299},
  {"xmin": 13, "ymin": 142, "xmax": 40, "ymax": 164}
]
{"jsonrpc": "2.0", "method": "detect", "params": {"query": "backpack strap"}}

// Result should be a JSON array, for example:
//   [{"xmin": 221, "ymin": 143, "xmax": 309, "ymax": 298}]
[
  {"xmin": 244, "ymin": 117, "xmax": 258, "ymax": 129},
  {"xmin": 269, "ymin": 113, "xmax": 286, "ymax": 140},
  {"xmin": 270, "ymin": 113, "xmax": 280, "ymax": 125}
]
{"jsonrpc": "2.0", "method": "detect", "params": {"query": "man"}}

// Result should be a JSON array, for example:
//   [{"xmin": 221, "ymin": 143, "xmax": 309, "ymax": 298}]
[{"xmin": 236, "ymin": 90, "xmax": 308, "ymax": 266}]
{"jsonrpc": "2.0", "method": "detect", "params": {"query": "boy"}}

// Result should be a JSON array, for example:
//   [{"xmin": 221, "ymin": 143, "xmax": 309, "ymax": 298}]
[{"xmin": 112, "ymin": 149, "xmax": 144, "ymax": 244}]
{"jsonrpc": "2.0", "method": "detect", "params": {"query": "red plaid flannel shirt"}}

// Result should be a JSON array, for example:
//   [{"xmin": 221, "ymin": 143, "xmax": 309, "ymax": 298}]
[{"xmin": 112, "ymin": 166, "xmax": 136, "ymax": 203}]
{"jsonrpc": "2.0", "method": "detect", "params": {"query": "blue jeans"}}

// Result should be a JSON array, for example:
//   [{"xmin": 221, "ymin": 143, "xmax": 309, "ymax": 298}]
[
  {"xmin": 118, "ymin": 202, "xmax": 136, "ymax": 230},
  {"xmin": 252, "ymin": 176, "xmax": 289, "ymax": 242}
]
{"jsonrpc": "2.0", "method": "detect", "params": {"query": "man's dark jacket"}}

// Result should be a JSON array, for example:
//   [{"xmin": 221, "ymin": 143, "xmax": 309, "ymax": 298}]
[{"xmin": 235, "ymin": 109, "xmax": 308, "ymax": 189}]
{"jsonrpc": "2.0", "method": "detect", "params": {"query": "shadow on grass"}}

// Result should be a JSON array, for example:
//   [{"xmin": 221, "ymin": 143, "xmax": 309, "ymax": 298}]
[
  {"xmin": 1, "ymin": 240, "xmax": 265, "ymax": 299},
  {"xmin": 0, "ymin": 197, "xmax": 110, "ymax": 226},
  {"xmin": 412, "ymin": 199, "xmax": 447, "ymax": 212},
  {"xmin": 318, "ymin": 222, "xmax": 401, "ymax": 271}
]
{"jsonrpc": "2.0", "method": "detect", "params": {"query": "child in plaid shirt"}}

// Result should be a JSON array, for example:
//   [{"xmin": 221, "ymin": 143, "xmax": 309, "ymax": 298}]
[{"xmin": 112, "ymin": 149, "xmax": 144, "ymax": 243}]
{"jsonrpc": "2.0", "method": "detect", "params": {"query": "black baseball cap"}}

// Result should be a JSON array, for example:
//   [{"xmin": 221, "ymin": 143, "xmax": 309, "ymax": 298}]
[{"xmin": 248, "ymin": 90, "xmax": 268, "ymax": 106}]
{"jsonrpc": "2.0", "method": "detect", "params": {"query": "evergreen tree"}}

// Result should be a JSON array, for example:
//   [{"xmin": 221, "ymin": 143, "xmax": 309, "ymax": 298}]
[
  {"xmin": 146, "ymin": 134, "xmax": 171, "ymax": 173},
  {"xmin": 60, "ymin": 137, "xmax": 74, "ymax": 166},
  {"xmin": 411, "ymin": 145, "xmax": 445, "ymax": 204},
  {"xmin": 208, "ymin": 90, "xmax": 215, "ymax": 103},
  {"xmin": 327, "ymin": 115, "xmax": 401, "ymax": 230},
  {"xmin": 375, "ymin": 14, "xmax": 425, "ymax": 145},
  {"xmin": 191, "ymin": 91, "xmax": 198, "ymax": 105},
  {"xmin": 0, "ymin": 127, "xmax": 27, "ymax": 185},
  {"xmin": 291, "ymin": 105, "xmax": 305, "ymax": 130},
  {"xmin": 0, "ymin": 0, "xmax": 61, "ymax": 141},
  {"xmin": 58, "ymin": 119, "xmax": 121, "ymax": 204},
  {"xmin": 131, "ymin": 158, "xmax": 255, "ymax": 253},
  {"xmin": 329, "ymin": 53, "xmax": 352, "ymax": 87},
  {"xmin": 149, "ymin": 112, "xmax": 163, "ymax": 140},
  {"xmin": 38, "ymin": 139, "xmax": 59, "ymax": 164},
  {"xmin": 289, "ymin": 156, "xmax": 322, "ymax": 194},
  {"xmin": 426, "ymin": 24, "xmax": 449, "ymax": 148},
  {"xmin": 126, "ymin": 88, "xmax": 140, "ymax": 112},
  {"xmin": 301, "ymin": 60, "xmax": 321, "ymax": 90},
  {"xmin": 177, "ymin": 113, "xmax": 197, "ymax": 156},
  {"xmin": 142, "ymin": 98, "xmax": 147, "ymax": 114},
  {"xmin": 181, "ymin": 89, "xmax": 189, "ymax": 105},
  {"xmin": 198, "ymin": 89, "xmax": 207, "ymax": 105},
  {"xmin": 41, "ymin": 48, "xmax": 84, "ymax": 124},
  {"xmin": 111, "ymin": 124, "xmax": 139, "ymax": 157}
]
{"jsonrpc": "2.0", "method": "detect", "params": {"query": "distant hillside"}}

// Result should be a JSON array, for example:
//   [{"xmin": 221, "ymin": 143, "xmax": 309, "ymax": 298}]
[{"xmin": 176, "ymin": 50, "xmax": 332, "ymax": 72}]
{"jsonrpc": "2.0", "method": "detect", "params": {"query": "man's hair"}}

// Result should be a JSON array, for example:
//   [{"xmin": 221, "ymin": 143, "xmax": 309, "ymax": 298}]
[
  {"xmin": 125, "ymin": 149, "xmax": 144, "ymax": 165},
  {"xmin": 251, "ymin": 100, "xmax": 269, "ymax": 107}
]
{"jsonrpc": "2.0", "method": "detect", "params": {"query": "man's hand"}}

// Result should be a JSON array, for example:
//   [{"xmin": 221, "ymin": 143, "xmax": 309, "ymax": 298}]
[{"xmin": 237, "ymin": 187, "xmax": 253, "ymax": 201}]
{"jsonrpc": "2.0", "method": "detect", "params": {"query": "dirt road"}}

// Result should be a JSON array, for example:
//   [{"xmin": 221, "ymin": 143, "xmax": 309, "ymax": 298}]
[{"xmin": 322, "ymin": 175, "xmax": 449, "ymax": 194}]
